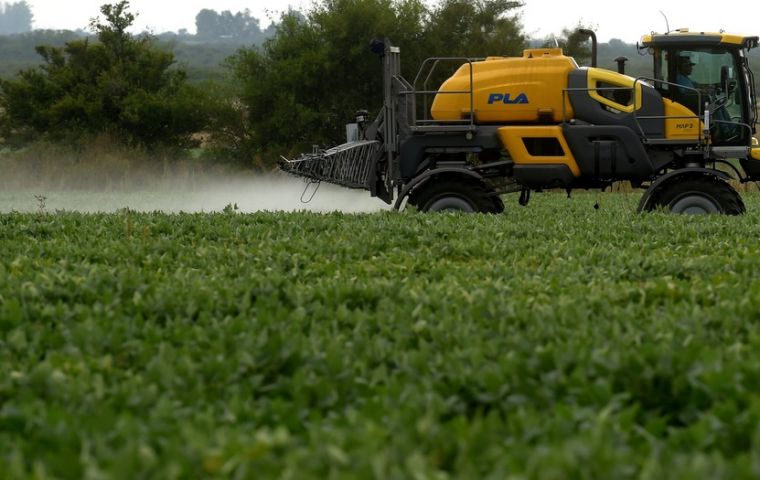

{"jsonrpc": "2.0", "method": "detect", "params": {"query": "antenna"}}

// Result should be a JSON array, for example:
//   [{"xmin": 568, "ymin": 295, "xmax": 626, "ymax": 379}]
[{"xmin": 659, "ymin": 10, "xmax": 671, "ymax": 33}]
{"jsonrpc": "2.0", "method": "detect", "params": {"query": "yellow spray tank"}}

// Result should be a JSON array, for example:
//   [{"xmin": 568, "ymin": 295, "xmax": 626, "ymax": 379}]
[{"xmin": 430, "ymin": 48, "xmax": 578, "ymax": 124}]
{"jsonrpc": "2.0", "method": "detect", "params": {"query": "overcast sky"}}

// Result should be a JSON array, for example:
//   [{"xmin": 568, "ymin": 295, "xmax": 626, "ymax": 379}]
[{"xmin": 25, "ymin": 0, "xmax": 760, "ymax": 43}]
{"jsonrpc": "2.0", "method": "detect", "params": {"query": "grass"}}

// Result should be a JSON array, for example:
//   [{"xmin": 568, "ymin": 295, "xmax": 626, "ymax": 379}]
[{"xmin": 3, "ymin": 192, "xmax": 760, "ymax": 478}]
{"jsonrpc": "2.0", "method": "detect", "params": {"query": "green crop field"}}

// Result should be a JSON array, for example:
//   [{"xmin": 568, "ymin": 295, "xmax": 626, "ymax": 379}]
[{"xmin": 4, "ymin": 192, "xmax": 760, "ymax": 478}]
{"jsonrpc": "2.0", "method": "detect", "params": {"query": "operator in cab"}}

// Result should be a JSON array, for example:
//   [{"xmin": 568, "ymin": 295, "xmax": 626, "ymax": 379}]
[{"xmin": 676, "ymin": 55, "xmax": 697, "ymax": 91}]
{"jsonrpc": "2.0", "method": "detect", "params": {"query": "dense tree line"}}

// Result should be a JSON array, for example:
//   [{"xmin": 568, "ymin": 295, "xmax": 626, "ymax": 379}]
[
  {"xmin": 194, "ymin": 8, "xmax": 275, "ymax": 43},
  {"xmin": 0, "ymin": 6, "xmax": 276, "ymax": 80},
  {"xmin": 0, "ymin": 1, "xmax": 32, "ymax": 35},
  {"xmin": 0, "ymin": 30, "xmax": 84, "ymax": 78},
  {"xmin": 0, "ymin": 32, "xmax": 250, "ymax": 81}
]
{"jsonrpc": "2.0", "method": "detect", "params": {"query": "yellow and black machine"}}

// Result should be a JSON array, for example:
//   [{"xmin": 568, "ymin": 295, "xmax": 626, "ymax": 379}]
[{"xmin": 282, "ymin": 29, "xmax": 760, "ymax": 214}]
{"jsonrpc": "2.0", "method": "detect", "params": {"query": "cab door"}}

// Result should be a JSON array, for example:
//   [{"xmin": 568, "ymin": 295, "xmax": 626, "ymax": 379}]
[{"xmin": 654, "ymin": 47, "xmax": 750, "ymax": 146}]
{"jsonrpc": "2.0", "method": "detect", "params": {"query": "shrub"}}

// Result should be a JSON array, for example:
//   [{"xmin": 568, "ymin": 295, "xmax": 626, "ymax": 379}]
[{"xmin": 0, "ymin": 1, "xmax": 209, "ymax": 149}]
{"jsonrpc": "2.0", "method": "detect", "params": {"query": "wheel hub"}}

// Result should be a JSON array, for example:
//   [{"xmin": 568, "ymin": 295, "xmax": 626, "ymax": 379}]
[
  {"xmin": 427, "ymin": 196, "xmax": 475, "ymax": 212},
  {"xmin": 670, "ymin": 193, "xmax": 721, "ymax": 214}
]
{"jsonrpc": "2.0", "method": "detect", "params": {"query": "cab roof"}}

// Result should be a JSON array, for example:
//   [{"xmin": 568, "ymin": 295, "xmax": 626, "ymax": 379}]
[{"xmin": 641, "ymin": 29, "xmax": 759, "ymax": 49}]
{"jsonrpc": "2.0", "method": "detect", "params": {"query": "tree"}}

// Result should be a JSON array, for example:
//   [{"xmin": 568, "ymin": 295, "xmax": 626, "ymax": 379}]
[
  {"xmin": 0, "ymin": 1, "xmax": 208, "ymax": 148},
  {"xmin": 228, "ymin": 0, "xmax": 525, "ymax": 162},
  {"xmin": 425, "ymin": 0, "xmax": 524, "ymax": 58},
  {"xmin": 0, "ymin": 1, "xmax": 33, "ymax": 34},
  {"xmin": 195, "ymin": 9, "xmax": 220, "ymax": 40},
  {"xmin": 194, "ymin": 8, "xmax": 266, "ymax": 43},
  {"xmin": 542, "ymin": 23, "xmax": 594, "ymax": 65}
]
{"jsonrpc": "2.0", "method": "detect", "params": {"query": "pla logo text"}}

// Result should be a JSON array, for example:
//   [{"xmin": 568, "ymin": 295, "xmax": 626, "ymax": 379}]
[{"xmin": 488, "ymin": 93, "xmax": 529, "ymax": 105}]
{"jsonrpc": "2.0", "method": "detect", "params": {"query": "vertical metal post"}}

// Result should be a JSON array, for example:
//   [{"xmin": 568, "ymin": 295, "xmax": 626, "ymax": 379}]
[
  {"xmin": 469, "ymin": 61, "xmax": 474, "ymax": 127},
  {"xmin": 382, "ymin": 42, "xmax": 401, "ymax": 180}
]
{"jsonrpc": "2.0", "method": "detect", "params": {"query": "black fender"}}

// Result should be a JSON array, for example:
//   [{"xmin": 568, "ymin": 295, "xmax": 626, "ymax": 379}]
[
  {"xmin": 393, "ymin": 167, "xmax": 483, "ymax": 210},
  {"xmin": 637, "ymin": 168, "xmax": 732, "ymax": 212}
]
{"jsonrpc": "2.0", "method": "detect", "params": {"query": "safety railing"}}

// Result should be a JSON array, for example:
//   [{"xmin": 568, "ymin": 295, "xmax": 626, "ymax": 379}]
[
  {"xmin": 633, "ymin": 78, "xmax": 704, "ymax": 144},
  {"xmin": 399, "ymin": 57, "xmax": 482, "ymax": 133},
  {"xmin": 638, "ymin": 77, "xmax": 755, "ymax": 148}
]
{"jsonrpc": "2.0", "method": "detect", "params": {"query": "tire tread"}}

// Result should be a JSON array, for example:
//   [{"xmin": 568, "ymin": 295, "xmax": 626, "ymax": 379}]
[{"xmin": 645, "ymin": 175, "xmax": 745, "ymax": 215}]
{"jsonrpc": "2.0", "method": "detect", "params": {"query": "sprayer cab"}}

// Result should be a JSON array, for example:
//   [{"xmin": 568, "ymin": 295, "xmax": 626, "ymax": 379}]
[
  {"xmin": 641, "ymin": 31, "xmax": 758, "ymax": 144},
  {"xmin": 640, "ymin": 30, "xmax": 760, "ymax": 178}
]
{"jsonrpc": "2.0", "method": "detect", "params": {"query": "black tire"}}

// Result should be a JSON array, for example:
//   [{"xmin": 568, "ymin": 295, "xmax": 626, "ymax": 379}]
[
  {"xmin": 411, "ymin": 180, "xmax": 504, "ymax": 213},
  {"xmin": 644, "ymin": 175, "xmax": 745, "ymax": 215}
]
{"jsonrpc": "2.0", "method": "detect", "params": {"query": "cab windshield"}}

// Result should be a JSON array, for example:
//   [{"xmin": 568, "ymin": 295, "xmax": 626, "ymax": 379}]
[{"xmin": 654, "ymin": 47, "xmax": 748, "ymax": 144}]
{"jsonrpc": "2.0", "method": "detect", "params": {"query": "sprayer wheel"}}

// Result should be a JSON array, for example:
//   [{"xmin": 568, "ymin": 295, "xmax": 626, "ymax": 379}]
[
  {"xmin": 643, "ymin": 175, "xmax": 745, "ymax": 215},
  {"xmin": 411, "ymin": 180, "xmax": 503, "ymax": 214}
]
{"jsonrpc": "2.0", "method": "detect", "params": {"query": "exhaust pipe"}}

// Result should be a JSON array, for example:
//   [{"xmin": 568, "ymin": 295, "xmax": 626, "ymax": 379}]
[{"xmin": 577, "ymin": 29, "xmax": 598, "ymax": 68}]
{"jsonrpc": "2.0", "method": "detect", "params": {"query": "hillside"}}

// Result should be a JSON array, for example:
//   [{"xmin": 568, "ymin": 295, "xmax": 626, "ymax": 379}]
[
  {"xmin": 0, "ymin": 30, "xmax": 757, "ymax": 89},
  {"xmin": 0, "ymin": 30, "xmax": 264, "ymax": 82}
]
